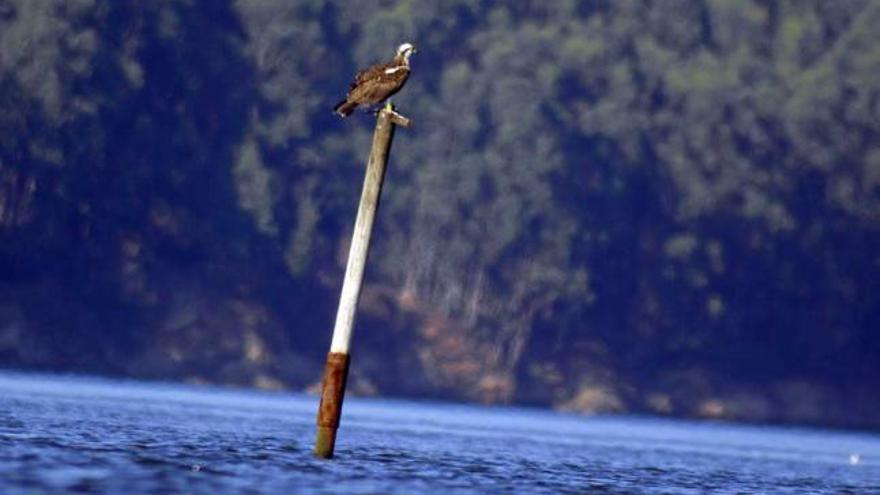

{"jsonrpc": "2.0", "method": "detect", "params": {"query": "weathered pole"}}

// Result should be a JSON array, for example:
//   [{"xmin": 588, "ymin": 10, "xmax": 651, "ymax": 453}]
[{"xmin": 314, "ymin": 106, "xmax": 411, "ymax": 459}]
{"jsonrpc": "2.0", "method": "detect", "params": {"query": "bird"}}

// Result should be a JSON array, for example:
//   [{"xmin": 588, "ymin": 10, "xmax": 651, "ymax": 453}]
[{"xmin": 333, "ymin": 42, "xmax": 417, "ymax": 117}]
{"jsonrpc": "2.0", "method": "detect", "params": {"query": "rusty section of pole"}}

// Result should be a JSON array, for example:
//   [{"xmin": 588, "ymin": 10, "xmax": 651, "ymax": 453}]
[
  {"xmin": 314, "ymin": 352, "xmax": 350, "ymax": 458},
  {"xmin": 314, "ymin": 106, "xmax": 409, "ymax": 459}
]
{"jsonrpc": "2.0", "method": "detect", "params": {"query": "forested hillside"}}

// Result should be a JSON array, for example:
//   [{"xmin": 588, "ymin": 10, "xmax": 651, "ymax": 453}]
[{"xmin": 1, "ymin": 0, "xmax": 878, "ymax": 428}]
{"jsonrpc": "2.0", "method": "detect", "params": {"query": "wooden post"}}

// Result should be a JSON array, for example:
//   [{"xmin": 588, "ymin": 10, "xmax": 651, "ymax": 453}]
[{"xmin": 314, "ymin": 106, "xmax": 410, "ymax": 459}]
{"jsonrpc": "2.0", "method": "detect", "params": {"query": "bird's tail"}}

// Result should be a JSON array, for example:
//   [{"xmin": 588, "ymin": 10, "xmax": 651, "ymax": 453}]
[{"xmin": 333, "ymin": 100, "xmax": 357, "ymax": 117}]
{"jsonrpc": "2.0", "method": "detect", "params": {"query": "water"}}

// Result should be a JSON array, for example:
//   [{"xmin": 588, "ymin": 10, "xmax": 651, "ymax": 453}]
[{"xmin": 0, "ymin": 372, "xmax": 877, "ymax": 494}]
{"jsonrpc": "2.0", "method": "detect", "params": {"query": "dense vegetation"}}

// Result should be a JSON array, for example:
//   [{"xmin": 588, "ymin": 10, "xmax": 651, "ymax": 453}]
[{"xmin": 1, "ymin": 0, "xmax": 878, "ymax": 428}]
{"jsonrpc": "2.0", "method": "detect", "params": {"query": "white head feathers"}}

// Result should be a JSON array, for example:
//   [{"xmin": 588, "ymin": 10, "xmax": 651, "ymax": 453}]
[{"xmin": 396, "ymin": 42, "xmax": 417, "ymax": 61}]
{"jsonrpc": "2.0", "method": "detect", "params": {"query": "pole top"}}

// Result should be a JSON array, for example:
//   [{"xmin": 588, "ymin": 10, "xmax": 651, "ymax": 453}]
[{"xmin": 380, "ymin": 104, "xmax": 411, "ymax": 128}]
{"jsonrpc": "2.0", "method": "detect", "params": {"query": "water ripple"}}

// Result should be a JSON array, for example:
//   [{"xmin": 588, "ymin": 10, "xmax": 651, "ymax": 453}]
[{"xmin": 1, "ymin": 372, "xmax": 878, "ymax": 494}]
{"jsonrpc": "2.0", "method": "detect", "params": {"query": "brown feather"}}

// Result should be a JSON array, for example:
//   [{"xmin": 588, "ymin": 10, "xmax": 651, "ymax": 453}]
[{"xmin": 334, "ymin": 53, "xmax": 411, "ymax": 117}]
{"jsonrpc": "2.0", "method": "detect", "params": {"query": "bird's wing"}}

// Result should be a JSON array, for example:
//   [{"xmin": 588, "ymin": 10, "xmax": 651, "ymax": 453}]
[
  {"xmin": 350, "ymin": 61, "xmax": 395, "ymax": 89},
  {"xmin": 350, "ymin": 67, "xmax": 410, "ymax": 104}
]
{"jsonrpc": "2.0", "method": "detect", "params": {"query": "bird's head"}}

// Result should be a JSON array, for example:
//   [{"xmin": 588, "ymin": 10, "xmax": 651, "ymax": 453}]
[{"xmin": 396, "ymin": 42, "xmax": 417, "ymax": 62}]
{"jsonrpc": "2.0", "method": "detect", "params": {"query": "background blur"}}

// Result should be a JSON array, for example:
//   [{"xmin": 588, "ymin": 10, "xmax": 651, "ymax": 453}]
[{"xmin": 1, "ymin": 0, "xmax": 878, "ymax": 429}]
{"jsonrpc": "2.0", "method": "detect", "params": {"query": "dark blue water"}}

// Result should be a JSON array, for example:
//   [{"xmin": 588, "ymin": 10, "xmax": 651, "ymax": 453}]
[{"xmin": 0, "ymin": 372, "xmax": 877, "ymax": 494}]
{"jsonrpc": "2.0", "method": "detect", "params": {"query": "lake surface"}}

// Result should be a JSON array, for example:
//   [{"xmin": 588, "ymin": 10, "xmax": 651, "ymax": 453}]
[{"xmin": 0, "ymin": 372, "xmax": 877, "ymax": 494}]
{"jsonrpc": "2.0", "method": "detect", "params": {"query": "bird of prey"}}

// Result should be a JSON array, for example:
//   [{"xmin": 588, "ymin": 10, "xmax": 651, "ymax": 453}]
[{"xmin": 333, "ymin": 42, "xmax": 417, "ymax": 117}]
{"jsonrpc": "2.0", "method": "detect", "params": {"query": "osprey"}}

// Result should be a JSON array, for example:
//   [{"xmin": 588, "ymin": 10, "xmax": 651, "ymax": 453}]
[{"xmin": 333, "ymin": 42, "xmax": 417, "ymax": 117}]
